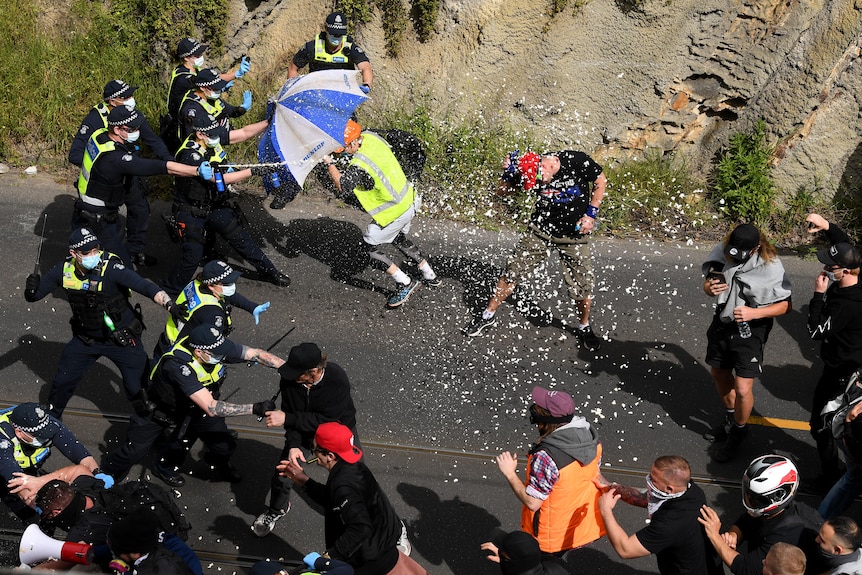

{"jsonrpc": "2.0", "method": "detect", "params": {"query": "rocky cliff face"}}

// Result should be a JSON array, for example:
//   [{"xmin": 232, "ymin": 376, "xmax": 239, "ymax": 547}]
[{"xmin": 225, "ymin": 0, "xmax": 862, "ymax": 200}]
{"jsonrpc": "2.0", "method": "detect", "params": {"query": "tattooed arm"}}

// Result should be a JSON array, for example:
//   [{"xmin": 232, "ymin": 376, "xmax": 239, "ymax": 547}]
[
  {"xmin": 241, "ymin": 347, "xmax": 286, "ymax": 369},
  {"xmin": 188, "ymin": 388, "xmax": 254, "ymax": 417}
]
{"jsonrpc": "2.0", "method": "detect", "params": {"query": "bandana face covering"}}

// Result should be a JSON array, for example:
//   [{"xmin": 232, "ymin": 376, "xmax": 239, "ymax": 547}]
[
  {"xmin": 51, "ymin": 491, "xmax": 87, "ymax": 531},
  {"xmin": 646, "ymin": 474, "xmax": 686, "ymax": 517}
]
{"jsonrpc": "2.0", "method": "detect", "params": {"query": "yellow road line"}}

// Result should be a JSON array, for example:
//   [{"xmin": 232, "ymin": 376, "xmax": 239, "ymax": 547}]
[{"xmin": 748, "ymin": 415, "xmax": 810, "ymax": 431}]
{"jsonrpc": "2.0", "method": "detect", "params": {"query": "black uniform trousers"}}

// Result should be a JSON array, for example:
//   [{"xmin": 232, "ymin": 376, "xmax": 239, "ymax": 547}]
[
  {"xmin": 162, "ymin": 206, "xmax": 277, "ymax": 296},
  {"xmin": 71, "ymin": 201, "xmax": 131, "ymax": 266},
  {"xmin": 124, "ymin": 177, "xmax": 151, "ymax": 257},
  {"xmin": 49, "ymin": 334, "xmax": 147, "ymax": 418},
  {"xmin": 101, "ymin": 411, "xmax": 235, "ymax": 480}
]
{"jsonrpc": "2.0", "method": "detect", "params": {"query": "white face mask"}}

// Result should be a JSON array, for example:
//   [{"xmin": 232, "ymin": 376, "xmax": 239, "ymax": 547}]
[
  {"xmin": 20, "ymin": 434, "xmax": 46, "ymax": 448},
  {"xmin": 206, "ymin": 89, "xmax": 221, "ymax": 101},
  {"xmin": 122, "ymin": 97, "xmax": 136, "ymax": 110},
  {"xmin": 205, "ymin": 135, "xmax": 220, "ymax": 148},
  {"xmin": 205, "ymin": 352, "xmax": 224, "ymax": 365},
  {"xmin": 220, "ymin": 283, "xmax": 236, "ymax": 297},
  {"xmin": 327, "ymin": 34, "xmax": 344, "ymax": 46},
  {"xmin": 124, "ymin": 130, "xmax": 141, "ymax": 144},
  {"xmin": 193, "ymin": 56, "xmax": 205, "ymax": 70}
]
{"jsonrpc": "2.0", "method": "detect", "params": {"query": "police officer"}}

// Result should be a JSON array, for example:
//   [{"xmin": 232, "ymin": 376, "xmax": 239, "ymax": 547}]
[
  {"xmin": 72, "ymin": 105, "xmax": 206, "ymax": 266},
  {"xmin": 24, "ymin": 228, "xmax": 187, "ymax": 418},
  {"xmin": 70, "ymin": 80, "xmax": 173, "ymax": 268},
  {"xmin": 163, "ymin": 38, "xmax": 251, "ymax": 151},
  {"xmin": 162, "ymin": 113, "xmax": 290, "ymax": 295},
  {"xmin": 100, "ymin": 325, "xmax": 283, "ymax": 487},
  {"xmin": 0, "ymin": 403, "xmax": 107, "ymax": 523},
  {"xmin": 176, "ymin": 68, "xmax": 251, "ymax": 145},
  {"xmin": 154, "ymin": 260, "xmax": 270, "ymax": 359},
  {"xmin": 287, "ymin": 11, "xmax": 373, "ymax": 89}
]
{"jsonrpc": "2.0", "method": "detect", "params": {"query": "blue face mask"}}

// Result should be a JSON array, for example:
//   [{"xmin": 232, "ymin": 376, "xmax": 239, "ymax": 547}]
[
  {"xmin": 327, "ymin": 33, "xmax": 344, "ymax": 46},
  {"xmin": 207, "ymin": 89, "xmax": 222, "ymax": 101},
  {"xmin": 206, "ymin": 352, "xmax": 224, "ymax": 365},
  {"xmin": 80, "ymin": 254, "xmax": 101, "ymax": 270},
  {"xmin": 124, "ymin": 130, "xmax": 141, "ymax": 144}
]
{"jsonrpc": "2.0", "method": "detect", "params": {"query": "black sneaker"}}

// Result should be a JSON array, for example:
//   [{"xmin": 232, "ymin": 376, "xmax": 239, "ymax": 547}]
[
  {"xmin": 463, "ymin": 315, "xmax": 497, "ymax": 337},
  {"xmin": 577, "ymin": 325, "xmax": 603, "ymax": 351},
  {"xmin": 710, "ymin": 425, "xmax": 749, "ymax": 463},
  {"xmin": 131, "ymin": 252, "xmax": 158, "ymax": 267},
  {"xmin": 423, "ymin": 276, "xmax": 443, "ymax": 288},
  {"xmin": 703, "ymin": 415, "xmax": 733, "ymax": 443}
]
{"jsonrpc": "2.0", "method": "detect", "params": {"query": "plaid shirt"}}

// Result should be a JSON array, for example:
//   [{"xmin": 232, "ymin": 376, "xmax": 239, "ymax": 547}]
[{"xmin": 525, "ymin": 449, "xmax": 559, "ymax": 500}]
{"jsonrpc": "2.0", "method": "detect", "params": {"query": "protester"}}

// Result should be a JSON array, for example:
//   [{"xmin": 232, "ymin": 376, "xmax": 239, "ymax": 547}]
[
  {"xmin": 480, "ymin": 529, "xmax": 567, "ymax": 575},
  {"xmin": 494, "ymin": 386, "xmax": 604, "ymax": 554},
  {"xmin": 701, "ymin": 224, "xmax": 792, "ymax": 462},
  {"xmin": 761, "ymin": 543, "xmax": 805, "ymax": 575},
  {"xmin": 107, "ymin": 508, "xmax": 197, "ymax": 575},
  {"xmin": 813, "ymin": 516, "xmax": 862, "ymax": 575},
  {"xmin": 598, "ymin": 455, "xmax": 722, "ymax": 574},
  {"xmin": 463, "ymin": 150, "xmax": 607, "ymax": 351}
]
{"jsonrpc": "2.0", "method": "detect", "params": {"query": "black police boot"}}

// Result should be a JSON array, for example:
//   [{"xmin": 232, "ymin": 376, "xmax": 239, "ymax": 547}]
[
  {"xmin": 151, "ymin": 462, "xmax": 186, "ymax": 488},
  {"xmin": 270, "ymin": 194, "xmax": 289, "ymax": 210},
  {"xmin": 264, "ymin": 270, "xmax": 291, "ymax": 288}
]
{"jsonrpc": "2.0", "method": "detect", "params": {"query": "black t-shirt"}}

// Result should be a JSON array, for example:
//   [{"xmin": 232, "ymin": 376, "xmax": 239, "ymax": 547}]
[
  {"xmin": 636, "ymin": 483, "xmax": 722, "ymax": 575},
  {"xmin": 730, "ymin": 504, "xmax": 805, "ymax": 575},
  {"xmin": 530, "ymin": 150, "xmax": 603, "ymax": 239}
]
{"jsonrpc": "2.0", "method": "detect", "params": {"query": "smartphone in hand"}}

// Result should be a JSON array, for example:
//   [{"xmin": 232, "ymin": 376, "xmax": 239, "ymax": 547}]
[{"xmin": 707, "ymin": 270, "xmax": 726, "ymax": 284}]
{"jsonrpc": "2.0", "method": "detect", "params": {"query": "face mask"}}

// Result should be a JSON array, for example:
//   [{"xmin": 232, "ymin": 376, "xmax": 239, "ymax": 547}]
[
  {"xmin": 80, "ymin": 254, "xmax": 101, "ymax": 270},
  {"xmin": 205, "ymin": 134, "xmax": 221, "ymax": 148},
  {"xmin": 20, "ymin": 435, "xmax": 46, "ymax": 448},
  {"xmin": 124, "ymin": 130, "xmax": 141, "ymax": 144},
  {"xmin": 327, "ymin": 34, "xmax": 344, "ymax": 46},
  {"xmin": 826, "ymin": 270, "xmax": 840, "ymax": 282},
  {"xmin": 193, "ymin": 56, "xmax": 205, "ymax": 70},
  {"xmin": 645, "ymin": 474, "xmax": 685, "ymax": 517},
  {"xmin": 206, "ymin": 89, "xmax": 222, "ymax": 101},
  {"xmin": 122, "ymin": 97, "xmax": 136, "ymax": 110},
  {"xmin": 220, "ymin": 283, "xmax": 236, "ymax": 297}
]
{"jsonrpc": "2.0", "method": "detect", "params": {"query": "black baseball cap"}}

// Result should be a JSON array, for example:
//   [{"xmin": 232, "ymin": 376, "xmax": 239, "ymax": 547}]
[
  {"xmin": 724, "ymin": 223, "xmax": 760, "ymax": 261},
  {"xmin": 818, "ymin": 242, "xmax": 862, "ymax": 269},
  {"xmin": 278, "ymin": 342, "xmax": 322, "ymax": 380}
]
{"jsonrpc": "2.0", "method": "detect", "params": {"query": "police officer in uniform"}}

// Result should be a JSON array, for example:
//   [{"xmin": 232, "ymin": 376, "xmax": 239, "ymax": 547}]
[
  {"xmin": 0, "ymin": 403, "xmax": 106, "ymax": 523},
  {"xmin": 70, "ymin": 80, "xmax": 174, "ymax": 268},
  {"xmin": 163, "ymin": 38, "xmax": 250, "ymax": 151},
  {"xmin": 162, "ymin": 113, "xmax": 290, "ymax": 295},
  {"xmin": 176, "ymin": 68, "xmax": 252, "ymax": 145},
  {"xmin": 288, "ymin": 11, "xmax": 372, "ymax": 89},
  {"xmin": 100, "ymin": 325, "xmax": 283, "ymax": 487},
  {"xmin": 154, "ymin": 260, "xmax": 269, "ymax": 359},
  {"xmin": 72, "ymin": 105, "xmax": 206, "ymax": 266},
  {"xmin": 24, "ymin": 228, "xmax": 187, "ymax": 418}
]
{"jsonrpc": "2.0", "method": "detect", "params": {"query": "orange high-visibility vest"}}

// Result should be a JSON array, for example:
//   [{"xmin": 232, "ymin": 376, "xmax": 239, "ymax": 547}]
[{"xmin": 521, "ymin": 443, "xmax": 605, "ymax": 553}]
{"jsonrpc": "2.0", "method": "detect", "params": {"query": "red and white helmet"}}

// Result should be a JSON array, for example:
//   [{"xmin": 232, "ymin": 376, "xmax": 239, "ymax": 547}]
[{"xmin": 742, "ymin": 454, "xmax": 799, "ymax": 517}]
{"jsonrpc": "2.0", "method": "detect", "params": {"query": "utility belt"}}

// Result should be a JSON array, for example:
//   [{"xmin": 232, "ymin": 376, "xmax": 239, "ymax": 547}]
[
  {"xmin": 75, "ymin": 206, "xmax": 120, "ymax": 224},
  {"xmin": 74, "ymin": 314, "xmax": 144, "ymax": 346},
  {"xmin": 176, "ymin": 202, "xmax": 213, "ymax": 218}
]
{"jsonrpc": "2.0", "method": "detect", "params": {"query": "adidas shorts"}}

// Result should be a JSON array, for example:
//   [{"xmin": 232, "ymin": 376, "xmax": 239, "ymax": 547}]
[{"xmin": 705, "ymin": 315, "xmax": 774, "ymax": 379}]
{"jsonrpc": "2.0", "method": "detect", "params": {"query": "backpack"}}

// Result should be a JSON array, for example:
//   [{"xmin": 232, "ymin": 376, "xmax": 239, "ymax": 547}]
[
  {"xmin": 819, "ymin": 370, "xmax": 862, "ymax": 440},
  {"xmin": 93, "ymin": 479, "xmax": 191, "ymax": 541}
]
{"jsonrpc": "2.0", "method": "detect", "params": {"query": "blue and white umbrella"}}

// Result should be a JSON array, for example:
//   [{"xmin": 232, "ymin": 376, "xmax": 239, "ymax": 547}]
[{"xmin": 258, "ymin": 69, "xmax": 368, "ymax": 200}]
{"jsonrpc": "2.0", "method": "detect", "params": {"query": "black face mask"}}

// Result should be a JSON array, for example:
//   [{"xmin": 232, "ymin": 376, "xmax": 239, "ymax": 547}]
[{"xmin": 528, "ymin": 404, "xmax": 572, "ymax": 425}]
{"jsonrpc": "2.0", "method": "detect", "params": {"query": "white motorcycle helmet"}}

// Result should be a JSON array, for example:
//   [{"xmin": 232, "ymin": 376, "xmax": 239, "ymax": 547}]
[{"xmin": 742, "ymin": 454, "xmax": 799, "ymax": 518}]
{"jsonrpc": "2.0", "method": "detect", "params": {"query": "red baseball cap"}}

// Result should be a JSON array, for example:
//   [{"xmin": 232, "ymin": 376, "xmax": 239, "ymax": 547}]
[
  {"xmin": 315, "ymin": 422, "xmax": 362, "ymax": 463},
  {"xmin": 517, "ymin": 152, "xmax": 542, "ymax": 191}
]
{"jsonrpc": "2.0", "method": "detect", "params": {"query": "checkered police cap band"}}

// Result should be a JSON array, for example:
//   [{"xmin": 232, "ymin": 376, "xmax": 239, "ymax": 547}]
[
  {"xmin": 107, "ymin": 108, "xmax": 141, "ymax": 127},
  {"xmin": 193, "ymin": 71, "xmax": 223, "ymax": 88},
  {"xmin": 202, "ymin": 263, "xmax": 235, "ymax": 284},
  {"xmin": 189, "ymin": 327, "xmax": 227, "ymax": 351},
  {"xmin": 69, "ymin": 229, "xmax": 99, "ymax": 250},
  {"xmin": 13, "ymin": 407, "xmax": 50, "ymax": 434},
  {"xmin": 104, "ymin": 80, "xmax": 134, "ymax": 101}
]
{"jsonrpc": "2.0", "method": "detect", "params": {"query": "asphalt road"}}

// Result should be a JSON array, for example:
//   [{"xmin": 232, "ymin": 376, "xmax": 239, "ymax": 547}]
[{"xmin": 0, "ymin": 171, "xmax": 839, "ymax": 574}]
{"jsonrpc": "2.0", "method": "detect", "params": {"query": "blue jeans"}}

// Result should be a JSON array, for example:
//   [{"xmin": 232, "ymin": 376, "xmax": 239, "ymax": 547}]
[{"xmin": 819, "ymin": 444, "xmax": 862, "ymax": 519}]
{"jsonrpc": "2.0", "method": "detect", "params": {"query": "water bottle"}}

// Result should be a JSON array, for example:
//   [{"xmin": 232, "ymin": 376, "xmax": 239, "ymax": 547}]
[
  {"xmin": 103, "ymin": 312, "xmax": 116, "ymax": 332},
  {"xmin": 738, "ymin": 321, "xmax": 752, "ymax": 339},
  {"xmin": 214, "ymin": 171, "xmax": 225, "ymax": 193},
  {"xmin": 270, "ymin": 171, "xmax": 281, "ymax": 188}
]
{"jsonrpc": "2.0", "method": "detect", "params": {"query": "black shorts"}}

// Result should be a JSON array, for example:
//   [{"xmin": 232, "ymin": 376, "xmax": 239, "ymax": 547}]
[{"xmin": 705, "ymin": 316, "xmax": 773, "ymax": 379}]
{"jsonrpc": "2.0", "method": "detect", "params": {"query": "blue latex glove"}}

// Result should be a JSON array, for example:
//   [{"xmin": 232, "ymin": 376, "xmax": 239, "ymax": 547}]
[
  {"xmin": 236, "ymin": 56, "xmax": 251, "ymax": 78},
  {"xmin": 242, "ymin": 89, "xmax": 252, "ymax": 111},
  {"xmin": 265, "ymin": 99, "xmax": 276, "ymax": 122},
  {"xmin": 198, "ymin": 161, "xmax": 214, "ymax": 181},
  {"xmin": 95, "ymin": 473, "xmax": 115, "ymax": 489},
  {"xmin": 303, "ymin": 552, "xmax": 322, "ymax": 569},
  {"xmin": 360, "ymin": 83, "xmax": 371, "ymax": 94},
  {"xmin": 252, "ymin": 301, "xmax": 270, "ymax": 325},
  {"xmin": 224, "ymin": 80, "xmax": 235, "ymax": 92}
]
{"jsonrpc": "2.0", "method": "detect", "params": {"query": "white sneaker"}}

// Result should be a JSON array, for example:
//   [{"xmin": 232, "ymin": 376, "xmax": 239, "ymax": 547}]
[
  {"xmin": 251, "ymin": 503, "xmax": 289, "ymax": 537},
  {"xmin": 396, "ymin": 521, "xmax": 412, "ymax": 556}
]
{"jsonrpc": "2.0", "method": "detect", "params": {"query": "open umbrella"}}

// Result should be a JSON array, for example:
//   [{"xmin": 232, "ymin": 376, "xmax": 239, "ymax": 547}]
[{"xmin": 258, "ymin": 69, "xmax": 368, "ymax": 200}]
